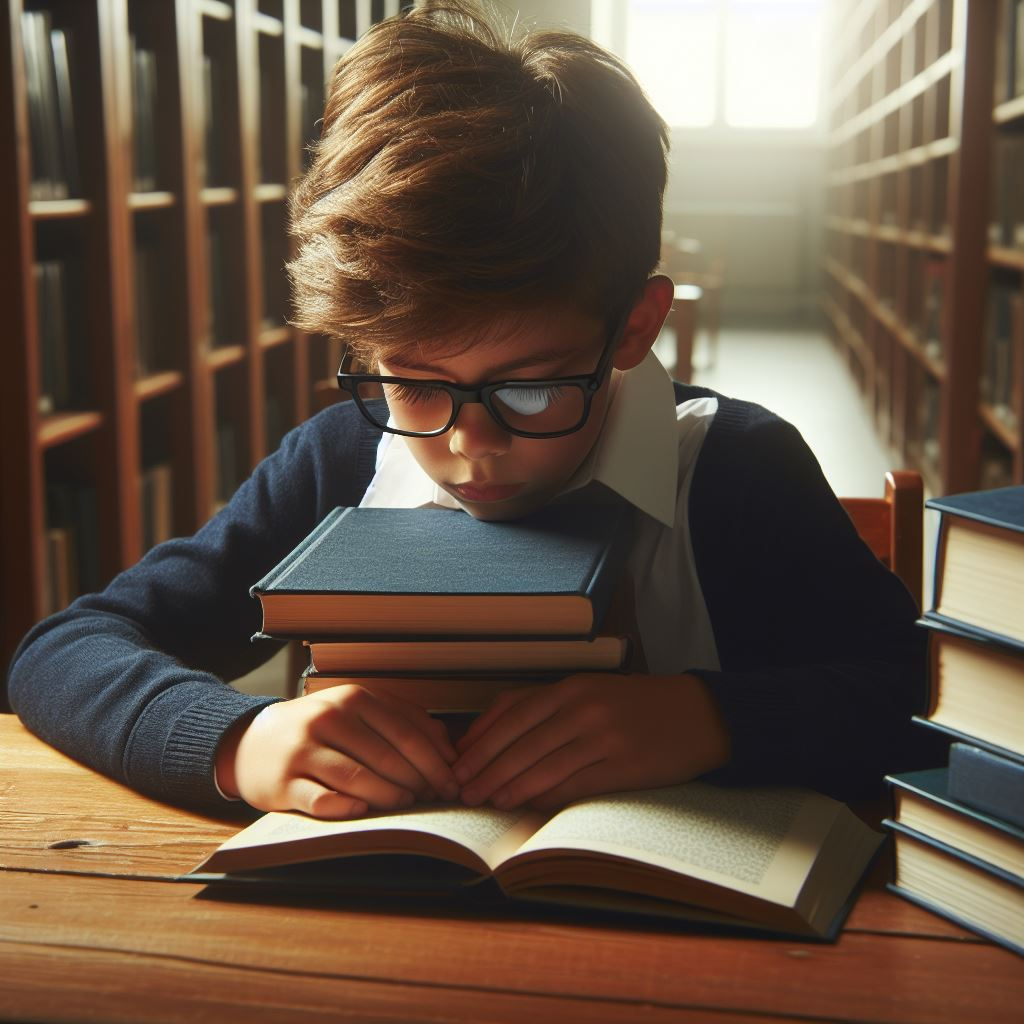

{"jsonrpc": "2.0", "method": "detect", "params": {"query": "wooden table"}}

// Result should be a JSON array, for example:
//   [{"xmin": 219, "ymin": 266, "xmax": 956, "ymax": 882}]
[{"xmin": 1, "ymin": 714, "xmax": 1021, "ymax": 1023}]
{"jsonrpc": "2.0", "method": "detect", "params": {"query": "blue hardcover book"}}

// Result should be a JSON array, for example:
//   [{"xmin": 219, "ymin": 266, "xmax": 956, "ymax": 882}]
[
  {"xmin": 883, "ymin": 816, "xmax": 1023, "ymax": 957},
  {"xmin": 251, "ymin": 503, "xmax": 634, "ymax": 638},
  {"xmin": 948, "ymin": 743, "xmax": 1024, "ymax": 831},
  {"xmin": 886, "ymin": 768, "xmax": 1024, "ymax": 880},
  {"xmin": 926, "ymin": 485, "xmax": 1024, "ymax": 646},
  {"xmin": 914, "ymin": 615, "xmax": 1024, "ymax": 762}
]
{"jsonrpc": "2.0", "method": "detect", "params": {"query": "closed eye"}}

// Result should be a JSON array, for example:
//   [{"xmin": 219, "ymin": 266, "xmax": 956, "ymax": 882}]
[{"xmin": 495, "ymin": 385, "xmax": 565, "ymax": 415}]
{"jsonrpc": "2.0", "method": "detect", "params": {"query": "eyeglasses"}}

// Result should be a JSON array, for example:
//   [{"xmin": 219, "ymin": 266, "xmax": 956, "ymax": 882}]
[{"xmin": 336, "ymin": 312, "xmax": 628, "ymax": 439}]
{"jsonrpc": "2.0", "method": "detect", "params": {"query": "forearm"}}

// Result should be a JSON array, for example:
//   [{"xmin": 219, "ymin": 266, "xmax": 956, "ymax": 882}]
[{"xmin": 7, "ymin": 604, "xmax": 280, "ymax": 810}]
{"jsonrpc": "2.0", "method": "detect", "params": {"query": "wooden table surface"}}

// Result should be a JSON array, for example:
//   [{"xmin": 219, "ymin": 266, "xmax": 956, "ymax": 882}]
[{"xmin": 1, "ymin": 713, "xmax": 1021, "ymax": 1023}]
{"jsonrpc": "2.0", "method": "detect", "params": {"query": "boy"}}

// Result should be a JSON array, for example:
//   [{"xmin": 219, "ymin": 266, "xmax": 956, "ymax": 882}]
[{"xmin": 6, "ymin": 2, "xmax": 935, "ymax": 820}]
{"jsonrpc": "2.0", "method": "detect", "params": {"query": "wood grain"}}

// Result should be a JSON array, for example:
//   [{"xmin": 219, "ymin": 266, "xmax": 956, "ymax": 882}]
[{"xmin": 3, "ymin": 715, "xmax": 1023, "ymax": 1024}]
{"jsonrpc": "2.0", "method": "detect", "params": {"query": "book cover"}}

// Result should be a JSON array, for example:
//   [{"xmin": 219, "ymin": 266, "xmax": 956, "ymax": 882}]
[
  {"xmin": 191, "ymin": 782, "xmax": 882, "ymax": 941},
  {"xmin": 251, "ymin": 503, "xmax": 634, "ymax": 638},
  {"xmin": 884, "ymin": 820, "xmax": 1024, "ymax": 957},
  {"xmin": 927, "ymin": 486, "xmax": 1024, "ymax": 645},
  {"xmin": 915, "ymin": 614, "xmax": 1024, "ymax": 759},
  {"xmin": 948, "ymin": 743, "xmax": 1024, "ymax": 831}
]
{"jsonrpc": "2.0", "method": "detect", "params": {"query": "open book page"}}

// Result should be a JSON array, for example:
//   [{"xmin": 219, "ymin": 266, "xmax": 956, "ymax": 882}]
[
  {"xmin": 198, "ymin": 803, "xmax": 548, "ymax": 875},
  {"xmin": 500, "ymin": 783, "xmax": 848, "ymax": 906}
]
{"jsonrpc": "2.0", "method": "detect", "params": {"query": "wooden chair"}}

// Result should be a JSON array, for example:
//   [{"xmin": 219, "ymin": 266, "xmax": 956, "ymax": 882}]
[{"xmin": 840, "ymin": 470, "xmax": 924, "ymax": 611}]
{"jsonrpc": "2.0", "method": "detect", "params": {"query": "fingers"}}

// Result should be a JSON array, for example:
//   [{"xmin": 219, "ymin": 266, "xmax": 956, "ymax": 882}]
[
  {"xmin": 310, "ymin": 688, "xmax": 460, "ymax": 803},
  {"xmin": 286, "ymin": 777, "xmax": 370, "ymax": 820},
  {"xmin": 453, "ymin": 688, "xmax": 560, "ymax": 792},
  {"xmin": 454, "ymin": 687, "xmax": 537, "ymax": 753}
]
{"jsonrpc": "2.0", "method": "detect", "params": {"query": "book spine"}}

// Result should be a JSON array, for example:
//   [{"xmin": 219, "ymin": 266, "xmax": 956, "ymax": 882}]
[
  {"xmin": 249, "ymin": 506, "xmax": 350, "ymax": 595},
  {"xmin": 947, "ymin": 743, "xmax": 1024, "ymax": 830}
]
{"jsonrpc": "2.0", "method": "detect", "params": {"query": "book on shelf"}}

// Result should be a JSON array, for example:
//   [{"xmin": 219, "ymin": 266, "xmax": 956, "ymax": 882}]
[
  {"xmin": 926, "ymin": 485, "xmax": 1024, "ymax": 645},
  {"xmin": 988, "ymin": 135, "xmax": 1024, "ymax": 250},
  {"xmin": 133, "ymin": 236, "xmax": 165, "ymax": 378},
  {"xmin": 948, "ymin": 742, "xmax": 1024, "ymax": 832},
  {"xmin": 884, "ymin": 768, "xmax": 1023, "ymax": 956},
  {"xmin": 140, "ymin": 463, "xmax": 174, "ymax": 552},
  {"xmin": 914, "ymin": 616, "xmax": 1024, "ymax": 763},
  {"xmin": 45, "ymin": 480, "xmax": 100, "ymax": 598},
  {"xmin": 21, "ymin": 11, "xmax": 79, "ymax": 200},
  {"xmin": 982, "ymin": 283, "xmax": 1017, "ymax": 427},
  {"xmin": 207, "ymin": 225, "xmax": 230, "ymax": 347},
  {"xmin": 302, "ymin": 635, "xmax": 630, "ymax": 675},
  {"xmin": 201, "ymin": 53, "xmax": 226, "ymax": 187},
  {"xmin": 43, "ymin": 526, "xmax": 73, "ymax": 616},
  {"xmin": 1017, "ymin": 0, "xmax": 1024, "ymax": 99},
  {"xmin": 34, "ymin": 259, "xmax": 85, "ymax": 413},
  {"xmin": 251, "ymin": 504, "xmax": 634, "ymax": 639},
  {"xmin": 920, "ymin": 258, "xmax": 945, "ymax": 362},
  {"xmin": 49, "ymin": 24, "xmax": 79, "ymax": 198},
  {"xmin": 215, "ymin": 418, "xmax": 240, "ymax": 505},
  {"xmin": 191, "ymin": 781, "xmax": 882, "ymax": 941},
  {"xmin": 130, "ymin": 37, "xmax": 158, "ymax": 192}
]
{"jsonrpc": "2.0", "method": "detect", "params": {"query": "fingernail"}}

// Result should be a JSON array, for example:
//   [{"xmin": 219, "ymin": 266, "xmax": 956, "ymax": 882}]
[{"xmin": 492, "ymin": 791, "xmax": 511, "ymax": 809}]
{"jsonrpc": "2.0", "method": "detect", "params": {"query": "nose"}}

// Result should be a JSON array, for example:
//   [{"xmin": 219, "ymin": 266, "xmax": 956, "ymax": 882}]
[{"xmin": 448, "ymin": 402, "xmax": 512, "ymax": 460}]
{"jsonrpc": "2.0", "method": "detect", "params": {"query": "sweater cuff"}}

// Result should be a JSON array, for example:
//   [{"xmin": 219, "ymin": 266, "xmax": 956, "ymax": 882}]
[{"xmin": 124, "ymin": 682, "xmax": 281, "ymax": 812}]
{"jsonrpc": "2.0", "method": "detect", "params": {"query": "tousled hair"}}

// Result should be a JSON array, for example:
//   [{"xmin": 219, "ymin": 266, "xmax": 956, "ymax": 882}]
[{"xmin": 287, "ymin": 0, "xmax": 669, "ymax": 364}]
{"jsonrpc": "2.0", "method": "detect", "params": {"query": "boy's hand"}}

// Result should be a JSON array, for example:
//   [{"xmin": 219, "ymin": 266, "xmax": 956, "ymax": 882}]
[
  {"xmin": 215, "ymin": 686, "xmax": 460, "ymax": 819},
  {"xmin": 451, "ymin": 674, "xmax": 730, "ymax": 812}
]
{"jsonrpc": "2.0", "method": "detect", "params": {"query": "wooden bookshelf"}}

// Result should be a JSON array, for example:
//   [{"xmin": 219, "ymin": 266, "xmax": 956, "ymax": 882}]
[
  {"xmin": 824, "ymin": 0, "xmax": 1024, "ymax": 496},
  {"xmin": 0, "ymin": 0, "xmax": 403, "ymax": 674}
]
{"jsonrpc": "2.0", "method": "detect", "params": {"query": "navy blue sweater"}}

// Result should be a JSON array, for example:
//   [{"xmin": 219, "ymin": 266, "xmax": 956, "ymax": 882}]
[{"xmin": 6, "ymin": 386, "xmax": 941, "ymax": 810}]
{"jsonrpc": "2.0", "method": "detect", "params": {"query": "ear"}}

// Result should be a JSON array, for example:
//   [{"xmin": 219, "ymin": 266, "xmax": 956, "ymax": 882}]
[{"xmin": 612, "ymin": 275, "xmax": 675, "ymax": 371}]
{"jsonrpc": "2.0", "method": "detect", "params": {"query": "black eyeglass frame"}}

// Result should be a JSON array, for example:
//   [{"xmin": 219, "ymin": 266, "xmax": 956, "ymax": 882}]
[{"xmin": 335, "ymin": 311, "xmax": 630, "ymax": 439}]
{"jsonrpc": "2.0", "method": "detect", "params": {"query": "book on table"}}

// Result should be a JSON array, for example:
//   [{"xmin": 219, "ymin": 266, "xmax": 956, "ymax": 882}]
[
  {"xmin": 302, "ymin": 635, "xmax": 629, "ymax": 675},
  {"xmin": 926, "ymin": 485, "xmax": 1024, "ymax": 645},
  {"xmin": 947, "ymin": 742, "xmax": 1024, "ymax": 832},
  {"xmin": 884, "ymin": 769, "xmax": 1024, "ymax": 956},
  {"xmin": 251, "ymin": 503, "xmax": 633, "ymax": 639},
  {"xmin": 913, "ymin": 615, "xmax": 1024, "ymax": 764},
  {"xmin": 192, "ymin": 782, "xmax": 882, "ymax": 941}
]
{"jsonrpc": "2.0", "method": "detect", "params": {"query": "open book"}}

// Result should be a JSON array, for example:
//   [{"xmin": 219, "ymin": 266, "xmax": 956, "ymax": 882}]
[{"xmin": 194, "ymin": 782, "xmax": 882, "ymax": 939}]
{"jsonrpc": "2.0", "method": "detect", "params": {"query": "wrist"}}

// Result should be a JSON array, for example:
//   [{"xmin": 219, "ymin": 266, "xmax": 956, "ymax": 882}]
[{"xmin": 214, "ymin": 709, "xmax": 261, "ymax": 800}]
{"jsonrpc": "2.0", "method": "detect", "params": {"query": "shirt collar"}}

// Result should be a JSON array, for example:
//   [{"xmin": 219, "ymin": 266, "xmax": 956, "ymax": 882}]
[{"xmin": 364, "ymin": 351, "xmax": 679, "ymax": 527}]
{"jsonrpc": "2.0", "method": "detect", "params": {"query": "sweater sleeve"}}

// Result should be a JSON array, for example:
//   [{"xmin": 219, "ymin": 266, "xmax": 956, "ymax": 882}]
[
  {"xmin": 5, "ymin": 403, "xmax": 381, "ymax": 811},
  {"xmin": 687, "ymin": 398, "xmax": 946, "ymax": 800}
]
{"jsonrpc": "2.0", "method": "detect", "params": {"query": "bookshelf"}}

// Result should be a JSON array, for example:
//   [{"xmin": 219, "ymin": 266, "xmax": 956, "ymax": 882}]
[
  {"xmin": 0, "ymin": 0, "xmax": 403, "ymax": 674},
  {"xmin": 824, "ymin": 0, "xmax": 1024, "ymax": 497}
]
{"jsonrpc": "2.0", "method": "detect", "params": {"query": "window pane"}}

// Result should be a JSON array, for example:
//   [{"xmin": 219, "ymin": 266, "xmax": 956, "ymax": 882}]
[
  {"xmin": 724, "ymin": 0, "xmax": 825, "ymax": 128},
  {"xmin": 626, "ymin": 0, "xmax": 719, "ymax": 128}
]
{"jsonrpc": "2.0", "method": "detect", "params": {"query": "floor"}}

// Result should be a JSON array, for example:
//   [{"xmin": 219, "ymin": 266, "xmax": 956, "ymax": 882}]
[{"xmin": 235, "ymin": 323, "xmax": 907, "ymax": 699}]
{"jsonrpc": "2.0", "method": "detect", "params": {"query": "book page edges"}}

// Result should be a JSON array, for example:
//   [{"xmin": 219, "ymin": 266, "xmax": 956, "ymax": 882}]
[{"xmin": 258, "ymin": 592, "xmax": 595, "ymax": 636}]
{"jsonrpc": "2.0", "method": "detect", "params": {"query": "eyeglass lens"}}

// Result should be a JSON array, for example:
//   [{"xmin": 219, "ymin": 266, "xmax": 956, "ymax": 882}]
[{"xmin": 354, "ymin": 380, "xmax": 588, "ymax": 436}]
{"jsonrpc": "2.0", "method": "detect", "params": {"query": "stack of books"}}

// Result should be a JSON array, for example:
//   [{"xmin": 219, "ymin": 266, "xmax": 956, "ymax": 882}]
[
  {"xmin": 250, "ymin": 503, "xmax": 637, "ymax": 727},
  {"xmin": 218, "ymin": 502, "xmax": 890, "ymax": 940},
  {"xmin": 884, "ymin": 485, "xmax": 1024, "ymax": 956}
]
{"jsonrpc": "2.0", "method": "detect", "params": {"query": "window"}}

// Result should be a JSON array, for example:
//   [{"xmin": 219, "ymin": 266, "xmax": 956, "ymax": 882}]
[{"xmin": 602, "ymin": 0, "xmax": 827, "ymax": 130}]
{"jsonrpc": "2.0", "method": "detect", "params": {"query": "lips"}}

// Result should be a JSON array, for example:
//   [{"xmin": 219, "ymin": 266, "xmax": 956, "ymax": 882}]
[{"xmin": 449, "ymin": 481, "xmax": 524, "ymax": 503}]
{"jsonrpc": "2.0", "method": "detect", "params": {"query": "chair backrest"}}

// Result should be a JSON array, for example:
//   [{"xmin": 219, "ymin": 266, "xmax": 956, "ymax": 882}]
[{"xmin": 840, "ymin": 470, "xmax": 924, "ymax": 611}]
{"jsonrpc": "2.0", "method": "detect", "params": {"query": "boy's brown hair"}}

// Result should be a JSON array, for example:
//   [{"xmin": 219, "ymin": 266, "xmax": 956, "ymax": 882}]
[{"xmin": 288, "ymin": 0, "xmax": 668, "ymax": 365}]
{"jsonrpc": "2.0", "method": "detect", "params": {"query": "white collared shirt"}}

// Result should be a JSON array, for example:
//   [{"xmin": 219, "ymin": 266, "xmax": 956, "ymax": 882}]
[{"xmin": 359, "ymin": 352, "xmax": 721, "ymax": 674}]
